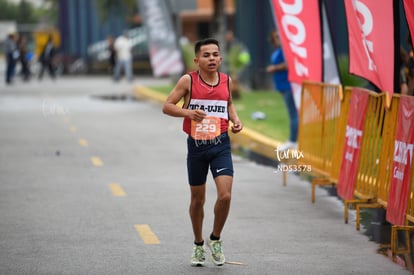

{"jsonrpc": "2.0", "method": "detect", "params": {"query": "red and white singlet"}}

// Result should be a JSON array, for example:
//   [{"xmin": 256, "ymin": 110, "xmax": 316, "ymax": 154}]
[{"xmin": 183, "ymin": 71, "xmax": 230, "ymax": 140}]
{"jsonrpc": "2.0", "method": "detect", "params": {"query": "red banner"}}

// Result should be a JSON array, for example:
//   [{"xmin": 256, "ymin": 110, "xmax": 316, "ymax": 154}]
[
  {"xmin": 337, "ymin": 88, "xmax": 369, "ymax": 200},
  {"xmin": 404, "ymin": 0, "xmax": 414, "ymax": 49},
  {"xmin": 344, "ymin": 0, "xmax": 394, "ymax": 97},
  {"xmin": 386, "ymin": 96, "xmax": 414, "ymax": 225},
  {"xmin": 270, "ymin": 0, "xmax": 322, "ymax": 83}
]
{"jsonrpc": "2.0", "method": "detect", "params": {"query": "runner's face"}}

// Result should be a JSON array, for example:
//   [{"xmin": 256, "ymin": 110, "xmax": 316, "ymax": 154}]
[{"xmin": 195, "ymin": 44, "xmax": 222, "ymax": 72}]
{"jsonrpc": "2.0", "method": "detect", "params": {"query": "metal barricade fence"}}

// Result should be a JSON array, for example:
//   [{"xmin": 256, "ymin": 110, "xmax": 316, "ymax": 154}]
[
  {"xmin": 321, "ymin": 83, "xmax": 343, "ymax": 178},
  {"xmin": 391, "ymin": 154, "xmax": 414, "ymax": 258},
  {"xmin": 288, "ymin": 83, "xmax": 414, "ymax": 259},
  {"xmin": 388, "ymin": 95, "xmax": 414, "ymax": 258},
  {"xmin": 377, "ymin": 95, "xmax": 400, "ymax": 208},
  {"xmin": 353, "ymin": 90, "xmax": 386, "ymax": 199},
  {"xmin": 295, "ymin": 81, "xmax": 343, "ymax": 202},
  {"xmin": 327, "ymin": 87, "xmax": 350, "ymax": 183},
  {"xmin": 297, "ymin": 81, "xmax": 342, "ymax": 178},
  {"xmin": 310, "ymin": 87, "xmax": 349, "ymax": 202},
  {"xmin": 342, "ymin": 89, "xmax": 386, "ymax": 230},
  {"xmin": 404, "ymin": 153, "xmax": 414, "ymax": 223}
]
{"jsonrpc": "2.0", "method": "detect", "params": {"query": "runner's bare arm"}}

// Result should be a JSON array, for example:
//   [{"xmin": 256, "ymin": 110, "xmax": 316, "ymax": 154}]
[
  {"xmin": 228, "ymin": 78, "xmax": 243, "ymax": 134},
  {"xmin": 162, "ymin": 75, "xmax": 206, "ymax": 122}
]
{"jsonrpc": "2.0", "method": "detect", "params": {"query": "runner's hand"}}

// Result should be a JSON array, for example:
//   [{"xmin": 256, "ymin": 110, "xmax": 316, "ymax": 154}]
[
  {"xmin": 188, "ymin": 109, "xmax": 206, "ymax": 122},
  {"xmin": 231, "ymin": 121, "xmax": 243, "ymax": 133}
]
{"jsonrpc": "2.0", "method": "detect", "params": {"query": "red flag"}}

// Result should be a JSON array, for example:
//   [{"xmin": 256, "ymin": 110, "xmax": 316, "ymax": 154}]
[
  {"xmin": 337, "ymin": 88, "xmax": 369, "ymax": 200},
  {"xmin": 344, "ymin": 0, "xmax": 394, "ymax": 97},
  {"xmin": 404, "ymin": 0, "xmax": 414, "ymax": 49},
  {"xmin": 269, "ymin": 0, "xmax": 322, "ymax": 83},
  {"xmin": 386, "ymin": 96, "xmax": 414, "ymax": 225}
]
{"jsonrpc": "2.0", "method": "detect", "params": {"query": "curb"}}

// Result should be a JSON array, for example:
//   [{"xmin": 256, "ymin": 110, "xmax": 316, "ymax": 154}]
[{"xmin": 132, "ymin": 85, "xmax": 281, "ymax": 160}]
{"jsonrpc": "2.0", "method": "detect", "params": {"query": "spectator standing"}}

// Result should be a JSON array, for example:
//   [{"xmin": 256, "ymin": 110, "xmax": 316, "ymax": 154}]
[
  {"xmin": 38, "ymin": 35, "xmax": 56, "ymax": 80},
  {"xmin": 400, "ymin": 46, "xmax": 409, "ymax": 95},
  {"xmin": 113, "ymin": 32, "xmax": 133, "ymax": 82},
  {"xmin": 17, "ymin": 34, "xmax": 31, "ymax": 81},
  {"xmin": 266, "ymin": 30, "xmax": 298, "ymax": 151},
  {"xmin": 107, "ymin": 35, "xmax": 116, "ymax": 74},
  {"xmin": 4, "ymin": 33, "xmax": 18, "ymax": 85}
]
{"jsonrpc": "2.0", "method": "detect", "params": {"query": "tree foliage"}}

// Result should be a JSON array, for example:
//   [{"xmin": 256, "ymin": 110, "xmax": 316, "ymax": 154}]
[
  {"xmin": 0, "ymin": 0, "xmax": 32, "ymax": 23},
  {"xmin": 0, "ymin": 0, "xmax": 56, "ymax": 24},
  {"xmin": 18, "ymin": 0, "xmax": 34, "ymax": 22}
]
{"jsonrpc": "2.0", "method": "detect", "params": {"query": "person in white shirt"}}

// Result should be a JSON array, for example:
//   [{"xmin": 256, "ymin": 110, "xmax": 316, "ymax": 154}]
[{"xmin": 113, "ymin": 32, "xmax": 133, "ymax": 82}]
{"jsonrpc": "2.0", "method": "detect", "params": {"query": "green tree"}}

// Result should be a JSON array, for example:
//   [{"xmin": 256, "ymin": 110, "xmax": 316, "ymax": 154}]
[
  {"xmin": 0, "ymin": 0, "xmax": 57, "ymax": 25},
  {"xmin": 17, "ymin": 0, "xmax": 36, "ymax": 24},
  {"xmin": 0, "ymin": 0, "xmax": 18, "ymax": 21}
]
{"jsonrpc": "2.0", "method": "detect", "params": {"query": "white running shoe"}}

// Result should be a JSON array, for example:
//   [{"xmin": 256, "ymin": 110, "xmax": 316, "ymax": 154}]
[
  {"xmin": 190, "ymin": 244, "xmax": 206, "ymax": 266},
  {"xmin": 207, "ymin": 238, "xmax": 225, "ymax": 266}
]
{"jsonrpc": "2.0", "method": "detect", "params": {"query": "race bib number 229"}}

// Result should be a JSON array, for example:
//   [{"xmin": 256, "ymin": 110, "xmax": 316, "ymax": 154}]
[{"xmin": 191, "ymin": 116, "xmax": 220, "ymax": 140}]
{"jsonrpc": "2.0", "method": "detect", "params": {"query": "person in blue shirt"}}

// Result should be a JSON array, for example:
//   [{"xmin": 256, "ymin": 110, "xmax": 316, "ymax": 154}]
[
  {"xmin": 266, "ymin": 30, "xmax": 298, "ymax": 151},
  {"xmin": 4, "ymin": 33, "xmax": 17, "ymax": 84}
]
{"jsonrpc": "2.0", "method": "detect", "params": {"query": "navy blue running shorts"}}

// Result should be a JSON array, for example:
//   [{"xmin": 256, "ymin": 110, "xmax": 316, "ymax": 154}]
[{"xmin": 186, "ymin": 132, "xmax": 234, "ymax": 186}]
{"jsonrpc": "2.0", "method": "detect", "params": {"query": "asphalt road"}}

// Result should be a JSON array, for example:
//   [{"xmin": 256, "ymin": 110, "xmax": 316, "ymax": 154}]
[{"xmin": 0, "ymin": 75, "xmax": 410, "ymax": 274}]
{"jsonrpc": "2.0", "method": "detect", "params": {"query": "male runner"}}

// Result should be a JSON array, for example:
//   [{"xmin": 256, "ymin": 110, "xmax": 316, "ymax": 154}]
[{"xmin": 162, "ymin": 38, "xmax": 243, "ymax": 266}]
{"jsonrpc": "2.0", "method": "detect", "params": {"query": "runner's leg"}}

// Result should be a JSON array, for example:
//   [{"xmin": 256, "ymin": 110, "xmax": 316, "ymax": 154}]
[
  {"xmin": 190, "ymin": 184, "xmax": 206, "ymax": 243},
  {"xmin": 212, "ymin": 175, "xmax": 232, "ymax": 237}
]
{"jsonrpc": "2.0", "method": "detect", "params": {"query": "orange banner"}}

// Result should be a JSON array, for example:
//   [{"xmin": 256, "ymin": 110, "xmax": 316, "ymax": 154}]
[
  {"xmin": 337, "ymin": 88, "xmax": 369, "ymax": 200},
  {"xmin": 386, "ymin": 96, "xmax": 414, "ymax": 225}
]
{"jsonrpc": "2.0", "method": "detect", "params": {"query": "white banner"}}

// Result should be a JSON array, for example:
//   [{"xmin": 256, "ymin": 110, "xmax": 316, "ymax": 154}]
[{"xmin": 138, "ymin": 0, "xmax": 184, "ymax": 77}]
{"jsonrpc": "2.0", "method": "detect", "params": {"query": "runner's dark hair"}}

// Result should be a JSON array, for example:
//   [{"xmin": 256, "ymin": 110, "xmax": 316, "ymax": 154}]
[{"xmin": 194, "ymin": 38, "xmax": 220, "ymax": 55}]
